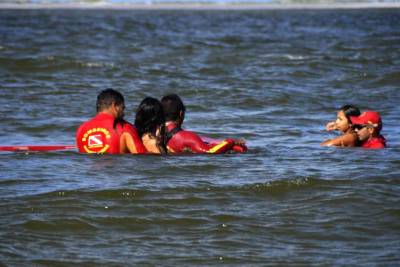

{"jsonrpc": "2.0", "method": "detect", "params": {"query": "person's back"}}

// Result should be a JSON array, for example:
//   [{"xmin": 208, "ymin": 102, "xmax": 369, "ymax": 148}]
[
  {"xmin": 76, "ymin": 88, "xmax": 146, "ymax": 154},
  {"xmin": 164, "ymin": 123, "xmax": 235, "ymax": 153},
  {"xmin": 135, "ymin": 97, "xmax": 167, "ymax": 154},
  {"xmin": 77, "ymin": 112, "xmax": 121, "ymax": 154},
  {"xmin": 161, "ymin": 94, "xmax": 247, "ymax": 154}
]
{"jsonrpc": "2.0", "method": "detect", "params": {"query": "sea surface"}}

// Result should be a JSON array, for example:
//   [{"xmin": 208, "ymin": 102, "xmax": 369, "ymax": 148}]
[
  {"xmin": 5, "ymin": 0, "xmax": 400, "ymax": 5},
  {"xmin": 1, "ymin": 8, "xmax": 400, "ymax": 266}
]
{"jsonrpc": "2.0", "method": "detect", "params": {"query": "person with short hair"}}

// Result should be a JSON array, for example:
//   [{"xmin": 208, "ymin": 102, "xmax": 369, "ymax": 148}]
[
  {"xmin": 350, "ymin": 111, "xmax": 386, "ymax": 149},
  {"xmin": 76, "ymin": 88, "xmax": 146, "ymax": 154},
  {"xmin": 134, "ymin": 97, "xmax": 167, "ymax": 154},
  {"xmin": 161, "ymin": 94, "xmax": 247, "ymax": 154},
  {"xmin": 321, "ymin": 105, "xmax": 361, "ymax": 147}
]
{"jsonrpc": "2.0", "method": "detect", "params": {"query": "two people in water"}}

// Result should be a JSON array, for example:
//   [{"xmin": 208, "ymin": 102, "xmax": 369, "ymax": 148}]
[
  {"xmin": 76, "ymin": 88, "xmax": 247, "ymax": 154},
  {"xmin": 321, "ymin": 105, "xmax": 386, "ymax": 149}
]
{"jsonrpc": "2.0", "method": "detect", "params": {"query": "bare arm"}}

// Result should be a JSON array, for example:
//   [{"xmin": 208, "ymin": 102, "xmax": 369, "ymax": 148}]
[
  {"xmin": 120, "ymin": 127, "xmax": 147, "ymax": 154},
  {"xmin": 321, "ymin": 133, "xmax": 357, "ymax": 147}
]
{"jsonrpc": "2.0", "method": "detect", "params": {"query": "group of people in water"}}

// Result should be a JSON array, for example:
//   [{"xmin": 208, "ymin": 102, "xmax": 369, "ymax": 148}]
[
  {"xmin": 76, "ymin": 88, "xmax": 386, "ymax": 155},
  {"xmin": 321, "ymin": 105, "xmax": 386, "ymax": 149},
  {"xmin": 76, "ymin": 88, "xmax": 247, "ymax": 154}
]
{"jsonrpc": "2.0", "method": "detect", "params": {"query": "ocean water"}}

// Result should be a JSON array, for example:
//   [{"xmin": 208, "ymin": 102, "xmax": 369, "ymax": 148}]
[
  {"xmin": 1, "ymin": 9, "xmax": 400, "ymax": 266},
  {"xmin": 5, "ymin": 0, "xmax": 400, "ymax": 5}
]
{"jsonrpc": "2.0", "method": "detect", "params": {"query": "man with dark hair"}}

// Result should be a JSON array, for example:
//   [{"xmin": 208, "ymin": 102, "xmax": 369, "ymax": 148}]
[
  {"xmin": 76, "ymin": 88, "xmax": 146, "ymax": 154},
  {"xmin": 161, "ymin": 94, "xmax": 247, "ymax": 154},
  {"xmin": 351, "ymin": 111, "xmax": 386, "ymax": 149}
]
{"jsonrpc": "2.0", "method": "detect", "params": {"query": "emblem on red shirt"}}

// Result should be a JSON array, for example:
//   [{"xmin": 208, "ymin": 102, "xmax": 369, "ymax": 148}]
[
  {"xmin": 88, "ymin": 134, "xmax": 104, "ymax": 147},
  {"xmin": 81, "ymin": 128, "xmax": 111, "ymax": 153}
]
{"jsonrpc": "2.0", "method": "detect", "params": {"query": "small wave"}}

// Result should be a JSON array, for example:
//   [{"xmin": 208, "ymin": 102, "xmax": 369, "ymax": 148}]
[
  {"xmin": 371, "ymin": 71, "xmax": 400, "ymax": 86},
  {"xmin": 237, "ymin": 177, "xmax": 325, "ymax": 194},
  {"xmin": 10, "ymin": 175, "xmax": 348, "ymax": 201},
  {"xmin": 76, "ymin": 60, "xmax": 115, "ymax": 68},
  {"xmin": 381, "ymin": 208, "xmax": 400, "ymax": 218},
  {"xmin": 0, "ymin": 57, "xmax": 115, "ymax": 72},
  {"xmin": 218, "ymin": 35, "xmax": 244, "ymax": 45},
  {"xmin": 10, "ymin": 179, "xmax": 324, "ymax": 202},
  {"xmin": 22, "ymin": 218, "xmax": 98, "ymax": 232},
  {"xmin": 0, "ymin": 178, "xmax": 48, "ymax": 186},
  {"xmin": 260, "ymin": 53, "xmax": 311, "ymax": 61},
  {"xmin": 284, "ymin": 54, "xmax": 308, "ymax": 60}
]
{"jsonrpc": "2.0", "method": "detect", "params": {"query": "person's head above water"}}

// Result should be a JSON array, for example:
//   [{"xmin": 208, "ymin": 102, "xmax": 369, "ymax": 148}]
[
  {"xmin": 161, "ymin": 94, "xmax": 186, "ymax": 124},
  {"xmin": 334, "ymin": 104, "xmax": 361, "ymax": 133},
  {"xmin": 351, "ymin": 110, "xmax": 383, "ymax": 142},
  {"xmin": 341, "ymin": 105, "xmax": 361, "ymax": 120},
  {"xmin": 96, "ymin": 88, "xmax": 125, "ymax": 121},
  {"xmin": 135, "ymin": 97, "xmax": 165, "ymax": 137},
  {"xmin": 351, "ymin": 110, "xmax": 382, "ymax": 129}
]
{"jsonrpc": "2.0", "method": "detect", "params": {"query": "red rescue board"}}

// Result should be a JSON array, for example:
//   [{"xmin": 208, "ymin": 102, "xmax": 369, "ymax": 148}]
[{"xmin": 0, "ymin": 145, "xmax": 77, "ymax": 152}]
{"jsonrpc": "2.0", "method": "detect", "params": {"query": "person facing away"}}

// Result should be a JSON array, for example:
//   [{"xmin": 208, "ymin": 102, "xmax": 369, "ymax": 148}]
[
  {"xmin": 350, "ymin": 110, "xmax": 386, "ymax": 149},
  {"xmin": 76, "ymin": 88, "xmax": 146, "ymax": 154},
  {"xmin": 321, "ymin": 105, "xmax": 361, "ymax": 147},
  {"xmin": 134, "ymin": 97, "xmax": 167, "ymax": 154},
  {"xmin": 160, "ymin": 94, "xmax": 247, "ymax": 154}
]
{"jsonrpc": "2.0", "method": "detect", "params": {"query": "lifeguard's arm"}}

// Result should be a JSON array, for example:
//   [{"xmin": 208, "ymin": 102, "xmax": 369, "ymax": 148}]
[
  {"xmin": 232, "ymin": 139, "xmax": 248, "ymax": 153},
  {"xmin": 180, "ymin": 131, "xmax": 235, "ymax": 154},
  {"xmin": 321, "ymin": 133, "xmax": 357, "ymax": 147},
  {"xmin": 120, "ymin": 127, "xmax": 147, "ymax": 154},
  {"xmin": 201, "ymin": 135, "xmax": 247, "ymax": 153}
]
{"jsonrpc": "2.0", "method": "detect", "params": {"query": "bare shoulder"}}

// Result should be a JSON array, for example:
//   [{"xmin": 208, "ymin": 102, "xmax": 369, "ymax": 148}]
[
  {"xmin": 142, "ymin": 134, "xmax": 160, "ymax": 154},
  {"xmin": 321, "ymin": 132, "xmax": 358, "ymax": 147}
]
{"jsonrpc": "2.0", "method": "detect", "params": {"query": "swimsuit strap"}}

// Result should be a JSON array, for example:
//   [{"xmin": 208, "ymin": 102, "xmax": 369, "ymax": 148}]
[{"xmin": 165, "ymin": 126, "xmax": 182, "ymax": 145}]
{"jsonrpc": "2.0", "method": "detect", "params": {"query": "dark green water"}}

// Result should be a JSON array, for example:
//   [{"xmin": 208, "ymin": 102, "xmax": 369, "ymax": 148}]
[{"xmin": 0, "ymin": 9, "xmax": 400, "ymax": 266}]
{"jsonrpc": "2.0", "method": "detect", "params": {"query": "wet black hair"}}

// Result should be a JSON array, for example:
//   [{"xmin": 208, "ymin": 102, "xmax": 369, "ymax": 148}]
[
  {"xmin": 340, "ymin": 104, "xmax": 361, "ymax": 122},
  {"xmin": 96, "ymin": 88, "xmax": 126, "ymax": 129},
  {"xmin": 161, "ymin": 94, "xmax": 186, "ymax": 122},
  {"xmin": 135, "ymin": 97, "xmax": 167, "ymax": 154},
  {"xmin": 96, "ymin": 88, "xmax": 125, "ymax": 112}
]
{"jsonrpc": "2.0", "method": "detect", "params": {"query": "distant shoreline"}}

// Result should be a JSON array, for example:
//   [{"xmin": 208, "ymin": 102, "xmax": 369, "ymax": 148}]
[{"xmin": 1, "ymin": 2, "xmax": 400, "ymax": 10}]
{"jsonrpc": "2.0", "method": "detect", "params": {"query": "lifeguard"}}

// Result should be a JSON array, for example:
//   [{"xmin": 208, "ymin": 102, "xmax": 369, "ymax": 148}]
[
  {"xmin": 350, "ymin": 111, "xmax": 386, "ymax": 149},
  {"xmin": 161, "ymin": 94, "xmax": 247, "ymax": 154},
  {"xmin": 76, "ymin": 88, "xmax": 146, "ymax": 154}
]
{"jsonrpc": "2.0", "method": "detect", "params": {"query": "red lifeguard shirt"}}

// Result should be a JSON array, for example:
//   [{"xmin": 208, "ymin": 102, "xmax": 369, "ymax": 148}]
[
  {"xmin": 76, "ymin": 113, "xmax": 146, "ymax": 154},
  {"xmin": 165, "ymin": 122, "xmax": 244, "ymax": 154},
  {"xmin": 361, "ymin": 135, "xmax": 386, "ymax": 149}
]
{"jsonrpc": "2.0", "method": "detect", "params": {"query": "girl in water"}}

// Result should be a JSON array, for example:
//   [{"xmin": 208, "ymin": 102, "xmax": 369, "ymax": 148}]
[
  {"xmin": 135, "ymin": 97, "xmax": 167, "ymax": 154},
  {"xmin": 321, "ymin": 105, "xmax": 361, "ymax": 147}
]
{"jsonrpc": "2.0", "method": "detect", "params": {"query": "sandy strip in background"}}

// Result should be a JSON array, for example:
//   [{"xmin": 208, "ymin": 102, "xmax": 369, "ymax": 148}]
[{"xmin": 1, "ymin": 2, "xmax": 400, "ymax": 10}]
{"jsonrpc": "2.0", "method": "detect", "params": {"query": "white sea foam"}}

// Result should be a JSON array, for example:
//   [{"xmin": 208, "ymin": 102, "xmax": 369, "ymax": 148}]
[
  {"xmin": 76, "ymin": 61, "xmax": 115, "ymax": 68},
  {"xmin": 260, "ymin": 54, "xmax": 310, "ymax": 60},
  {"xmin": 285, "ymin": 55, "xmax": 308, "ymax": 60}
]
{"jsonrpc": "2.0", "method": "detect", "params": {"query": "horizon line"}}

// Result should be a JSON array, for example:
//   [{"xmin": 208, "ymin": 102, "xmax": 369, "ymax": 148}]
[{"xmin": 1, "ymin": 2, "xmax": 400, "ymax": 10}]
